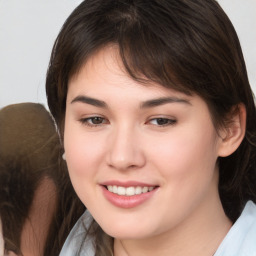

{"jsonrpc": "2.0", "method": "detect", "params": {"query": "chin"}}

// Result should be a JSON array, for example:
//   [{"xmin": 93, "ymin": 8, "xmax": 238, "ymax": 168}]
[{"xmin": 100, "ymin": 222, "xmax": 156, "ymax": 240}]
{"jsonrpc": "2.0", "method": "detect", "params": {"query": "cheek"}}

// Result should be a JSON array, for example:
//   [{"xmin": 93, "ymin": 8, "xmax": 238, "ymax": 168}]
[
  {"xmin": 64, "ymin": 122, "xmax": 103, "ymax": 174},
  {"xmin": 63, "ymin": 125, "xmax": 101, "ymax": 201},
  {"xmin": 146, "ymin": 129, "xmax": 219, "ymax": 226},
  {"xmin": 147, "ymin": 126, "xmax": 219, "ymax": 182},
  {"xmin": 64, "ymin": 129, "xmax": 101, "ymax": 206}
]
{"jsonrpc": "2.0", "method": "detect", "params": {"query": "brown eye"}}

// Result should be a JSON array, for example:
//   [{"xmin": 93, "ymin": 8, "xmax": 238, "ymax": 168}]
[
  {"xmin": 90, "ymin": 117, "xmax": 104, "ymax": 124},
  {"xmin": 149, "ymin": 118, "xmax": 177, "ymax": 126},
  {"xmin": 79, "ymin": 116, "xmax": 108, "ymax": 127},
  {"xmin": 156, "ymin": 118, "xmax": 169, "ymax": 125}
]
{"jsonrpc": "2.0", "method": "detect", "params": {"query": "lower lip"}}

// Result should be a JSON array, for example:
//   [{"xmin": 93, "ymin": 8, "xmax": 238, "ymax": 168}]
[{"xmin": 101, "ymin": 186, "xmax": 158, "ymax": 209}]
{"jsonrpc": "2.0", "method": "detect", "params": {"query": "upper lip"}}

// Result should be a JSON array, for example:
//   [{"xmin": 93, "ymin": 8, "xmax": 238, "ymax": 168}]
[{"xmin": 100, "ymin": 180, "xmax": 158, "ymax": 187}]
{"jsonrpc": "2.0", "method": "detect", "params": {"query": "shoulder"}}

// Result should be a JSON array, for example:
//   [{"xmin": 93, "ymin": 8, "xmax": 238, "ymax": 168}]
[
  {"xmin": 59, "ymin": 211, "xmax": 95, "ymax": 256},
  {"xmin": 215, "ymin": 201, "xmax": 256, "ymax": 256}
]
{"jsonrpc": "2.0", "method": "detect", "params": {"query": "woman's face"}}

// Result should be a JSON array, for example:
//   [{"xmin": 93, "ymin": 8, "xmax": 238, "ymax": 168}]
[{"xmin": 64, "ymin": 46, "xmax": 224, "ymax": 239}]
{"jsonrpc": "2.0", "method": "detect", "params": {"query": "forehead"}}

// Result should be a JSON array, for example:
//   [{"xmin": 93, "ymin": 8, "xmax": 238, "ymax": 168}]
[
  {"xmin": 68, "ymin": 45, "xmax": 191, "ymax": 101},
  {"xmin": 69, "ymin": 45, "xmax": 130, "ymax": 88}
]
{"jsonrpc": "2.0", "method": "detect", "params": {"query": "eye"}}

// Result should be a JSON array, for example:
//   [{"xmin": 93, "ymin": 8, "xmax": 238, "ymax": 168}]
[
  {"xmin": 79, "ymin": 116, "xmax": 109, "ymax": 127},
  {"xmin": 148, "ymin": 118, "xmax": 176, "ymax": 126}
]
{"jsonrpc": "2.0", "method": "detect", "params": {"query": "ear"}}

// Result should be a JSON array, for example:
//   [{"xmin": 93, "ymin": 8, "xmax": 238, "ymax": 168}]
[{"xmin": 217, "ymin": 103, "xmax": 246, "ymax": 157}]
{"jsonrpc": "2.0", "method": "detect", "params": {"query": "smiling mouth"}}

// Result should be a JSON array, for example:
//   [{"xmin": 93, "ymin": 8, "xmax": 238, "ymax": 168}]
[{"xmin": 105, "ymin": 185, "xmax": 157, "ymax": 196}]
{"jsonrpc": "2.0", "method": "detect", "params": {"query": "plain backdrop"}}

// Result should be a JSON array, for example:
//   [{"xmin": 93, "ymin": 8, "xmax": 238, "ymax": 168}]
[{"xmin": 0, "ymin": 0, "xmax": 255, "ymax": 109}]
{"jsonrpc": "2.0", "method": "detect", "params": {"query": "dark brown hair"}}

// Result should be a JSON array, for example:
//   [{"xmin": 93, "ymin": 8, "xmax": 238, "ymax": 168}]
[
  {"xmin": 0, "ymin": 103, "xmax": 85, "ymax": 255},
  {"xmin": 46, "ymin": 0, "xmax": 256, "ymax": 254}
]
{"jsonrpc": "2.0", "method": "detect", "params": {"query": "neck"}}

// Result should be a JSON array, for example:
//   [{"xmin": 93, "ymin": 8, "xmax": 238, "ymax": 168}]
[{"xmin": 114, "ymin": 183, "xmax": 231, "ymax": 256}]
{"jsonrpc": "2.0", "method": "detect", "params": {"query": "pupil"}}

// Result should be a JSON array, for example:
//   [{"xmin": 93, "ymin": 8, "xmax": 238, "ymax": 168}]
[
  {"xmin": 157, "ymin": 118, "xmax": 167, "ymax": 125},
  {"xmin": 92, "ymin": 117, "xmax": 103, "ymax": 124}
]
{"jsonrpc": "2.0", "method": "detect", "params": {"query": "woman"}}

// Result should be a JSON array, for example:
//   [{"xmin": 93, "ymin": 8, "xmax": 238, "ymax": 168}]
[{"xmin": 46, "ymin": 0, "xmax": 256, "ymax": 255}]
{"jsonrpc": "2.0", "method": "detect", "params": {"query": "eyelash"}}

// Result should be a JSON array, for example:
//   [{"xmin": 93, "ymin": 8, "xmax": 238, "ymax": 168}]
[
  {"xmin": 79, "ymin": 116, "xmax": 177, "ymax": 128},
  {"xmin": 79, "ymin": 116, "xmax": 108, "ymax": 127},
  {"xmin": 147, "ymin": 118, "xmax": 177, "ymax": 127}
]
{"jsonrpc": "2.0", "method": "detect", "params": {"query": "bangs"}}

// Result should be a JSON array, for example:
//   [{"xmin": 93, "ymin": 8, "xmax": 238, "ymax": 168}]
[
  {"xmin": 118, "ymin": 23, "xmax": 192, "ymax": 94},
  {"xmin": 68, "ymin": 0, "xmax": 224, "ymax": 97}
]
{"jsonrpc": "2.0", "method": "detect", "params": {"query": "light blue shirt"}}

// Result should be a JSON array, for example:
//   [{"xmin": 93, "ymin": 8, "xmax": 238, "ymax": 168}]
[
  {"xmin": 59, "ymin": 211, "xmax": 95, "ymax": 256},
  {"xmin": 59, "ymin": 201, "xmax": 256, "ymax": 255},
  {"xmin": 214, "ymin": 201, "xmax": 256, "ymax": 256}
]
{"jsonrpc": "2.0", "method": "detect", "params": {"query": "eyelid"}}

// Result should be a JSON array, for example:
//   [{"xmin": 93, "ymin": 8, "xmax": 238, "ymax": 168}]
[
  {"xmin": 77, "ymin": 114, "xmax": 176, "ymax": 128},
  {"xmin": 146, "ymin": 116, "xmax": 177, "ymax": 126},
  {"xmin": 79, "ymin": 115, "xmax": 109, "ymax": 127}
]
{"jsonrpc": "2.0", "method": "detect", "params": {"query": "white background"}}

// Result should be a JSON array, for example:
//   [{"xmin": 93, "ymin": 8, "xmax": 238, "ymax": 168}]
[{"xmin": 0, "ymin": 0, "xmax": 255, "ymax": 109}]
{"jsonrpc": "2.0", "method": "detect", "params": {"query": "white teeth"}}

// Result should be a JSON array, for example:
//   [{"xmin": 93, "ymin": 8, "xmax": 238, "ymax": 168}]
[
  {"xmin": 106, "ymin": 185, "xmax": 155, "ymax": 196},
  {"xmin": 126, "ymin": 187, "xmax": 135, "ymax": 196},
  {"xmin": 117, "ymin": 186, "xmax": 126, "ymax": 195},
  {"xmin": 142, "ymin": 187, "xmax": 148, "ymax": 193},
  {"xmin": 107, "ymin": 185, "xmax": 113, "ymax": 192},
  {"xmin": 135, "ymin": 186, "xmax": 142, "ymax": 195},
  {"xmin": 113, "ymin": 185, "xmax": 118, "ymax": 193}
]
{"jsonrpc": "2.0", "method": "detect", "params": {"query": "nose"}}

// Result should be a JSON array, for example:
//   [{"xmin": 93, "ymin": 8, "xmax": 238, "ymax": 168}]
[{"xmin": 106, "ymin": 125, "xmax": 146, "ymax": 171}]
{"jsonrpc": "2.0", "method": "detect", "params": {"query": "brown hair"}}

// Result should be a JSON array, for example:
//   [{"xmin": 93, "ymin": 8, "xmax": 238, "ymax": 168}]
[
  {"xmin": 46, "ymin": 0, "xmax": 256, "ymax": 254},
  {"xmin": 0, "ymin": 103, "xmax": 85, "ymax": 255}
]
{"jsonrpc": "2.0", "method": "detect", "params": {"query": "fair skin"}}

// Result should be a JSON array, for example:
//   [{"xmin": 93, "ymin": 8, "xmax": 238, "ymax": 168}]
[{"xmin": 64, "ymin": 46, "xmax": 244, "ymax": 256}]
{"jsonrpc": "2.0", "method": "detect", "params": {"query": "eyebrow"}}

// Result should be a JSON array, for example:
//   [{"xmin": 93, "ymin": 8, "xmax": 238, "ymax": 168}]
[
  {"xmin": 140, "ymin": 97, "xmax": 191, "ymax": 108},
  {"xmin": 71, "ymin": 95, "xmax": 107, "ymax": 108},
  {"xmin": 71, "ymin": 95, "xmax": 191, "ymax": 109}
]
